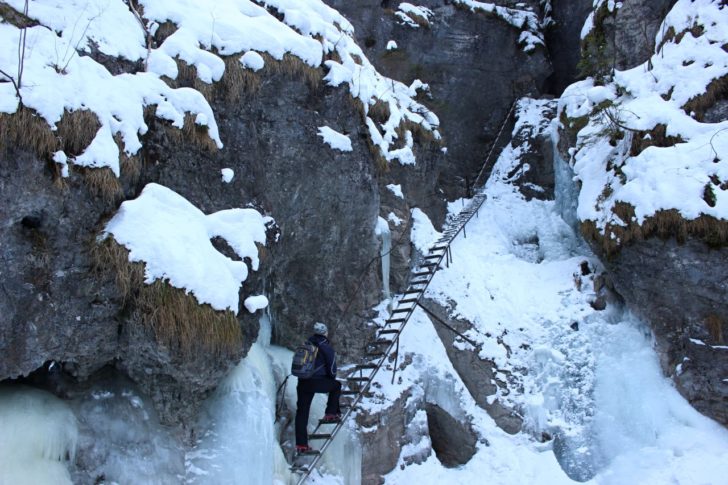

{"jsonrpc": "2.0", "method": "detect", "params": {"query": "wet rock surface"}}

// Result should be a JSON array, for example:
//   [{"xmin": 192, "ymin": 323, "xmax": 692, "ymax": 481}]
[{"xmin": 603, "ymin": 238, "xmax": 728, "ymax": 425}]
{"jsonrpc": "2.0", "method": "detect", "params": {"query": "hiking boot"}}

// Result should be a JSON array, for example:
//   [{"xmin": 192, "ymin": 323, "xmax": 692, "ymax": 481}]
[
  {"xmin": 321, "ymin": 413, "xmax": 341, "ymax": 423},
  {"xmin": 296, "ymin": 445, "xmax": 313, "ymax": 454}
]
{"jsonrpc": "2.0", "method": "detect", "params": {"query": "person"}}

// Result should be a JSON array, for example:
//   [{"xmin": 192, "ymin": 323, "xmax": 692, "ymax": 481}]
[{"xmin": 295, "ymin": 322, "xmax": 342, "ymax": 454}]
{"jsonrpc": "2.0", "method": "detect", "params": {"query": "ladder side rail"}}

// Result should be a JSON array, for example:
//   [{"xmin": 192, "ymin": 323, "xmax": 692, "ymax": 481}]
[{"xmin": 295, "ymin": 171, "xmax": 496, "ymax": 482}]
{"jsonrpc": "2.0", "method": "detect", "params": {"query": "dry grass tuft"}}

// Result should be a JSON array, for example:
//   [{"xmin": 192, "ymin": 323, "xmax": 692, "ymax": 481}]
[
  {"xmin": 81, "ymin": 166, "xmax": 124, "ymax": 203},
  {"xmin": 164, "ymin": 113, "xmax": 218, "ymax": 152},
  {"xmin": 0, "ymin": 108, "xmax": 57, "ymax": 158},
  {"xmin": 92, "ymin": 238, "xmax": 243, "ymax": 355},
  {"xmin": 91, "ymin": 237, "xmax": 144, "ymax": 301},
  {"xmin": 629, "ymin": 124, "xmax": 685, "ymax": 156},
  {"xmin": 57, "ymin": 109, "xmax": 100, "ymax": 155},
  {"xmin": 168, "ymin": 59, "xmax": 215, "ymax": 101},
  {"xmin": 682, "ymin": 75, "xmax": 728, "ymax": 121},
  {"xmin": 582, "ymin": 205, "xmax": 728, "ymax": 255},
  {"xmin": 399, "ymin": 118, "xmax": 439, "ymax": 147},
  {"xmin": 657, "ymin": 23, "xmax": 705, "ymax": 52},
  {"xmin": 154, "ymin": 21, "xmax": 178, "ymax": 45},
  {"xmin": 368, "ymin": 99, "xmax": 391, "ymax": 125},
  {"xmin": 221, "ymin": 55, "xmax": 261, "ymax": 101},
  {"xmin": 138, "ymin": 281, "xmax": 242, "ymax": 356},
  {"xmin": 265, "ymin": 53, "xmax": 321, "ymax": 90},
  {"xmin": 704, "ymin": 314, "xmax": 725, "ymax": 344}
]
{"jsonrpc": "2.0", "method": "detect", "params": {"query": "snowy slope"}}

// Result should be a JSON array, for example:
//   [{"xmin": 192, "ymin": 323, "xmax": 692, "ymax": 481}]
[
  {"xmin": 559, "ymin": 0, "xmax": 728, "ymax": 235},
  {"xmin": 360, "ymin": 98, "xmax": 728, "ymax": 484}
]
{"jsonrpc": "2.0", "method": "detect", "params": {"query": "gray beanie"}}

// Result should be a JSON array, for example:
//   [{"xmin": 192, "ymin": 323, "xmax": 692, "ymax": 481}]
[{"xmin": 313, "ymin": 322, "xmax": 328, "ymax": 336}]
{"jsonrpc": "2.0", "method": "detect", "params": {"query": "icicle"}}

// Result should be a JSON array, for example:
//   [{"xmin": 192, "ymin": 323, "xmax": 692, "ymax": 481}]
[
  {"xmin": 551, "ymin": 124, "xmax": 580, "ymax": 232},
  {"xmin": 375, "ymin": 216, "xmax": 392, "ymax": 307}
]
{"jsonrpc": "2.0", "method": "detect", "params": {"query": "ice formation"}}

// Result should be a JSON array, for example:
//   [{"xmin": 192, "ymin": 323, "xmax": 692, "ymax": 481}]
[{"xmin": 0, "ymin": 386, "xmax": 78, "ymax": 485}]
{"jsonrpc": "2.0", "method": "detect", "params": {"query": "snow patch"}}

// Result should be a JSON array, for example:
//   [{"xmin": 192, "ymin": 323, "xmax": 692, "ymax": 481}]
[
  {"xmin": 221, "ymin": 168, "xmax": 234, "ymax": 183},
  {"xmin": 317, "ymin": 126, "xmax": 353, "ymax": 152},
  {"xmin": 104, "ymin": 183, "xmax": 271, "ymax": 313}
]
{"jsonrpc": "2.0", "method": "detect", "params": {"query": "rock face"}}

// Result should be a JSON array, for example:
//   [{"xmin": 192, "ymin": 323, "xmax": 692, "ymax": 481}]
[
  {"xmin": 0, "ymin": 151, "xmax": 121, "ymax": 381},
  {"xmin": 543, "ymin": 0, "xmax": 593, "ymax": 94},
  {"xmin": 0, "ymin": 68, "xmax": 392, "ymax": 425},
  {"xmin": 580, "ymin": 0, "xmax": 677, "ymax": 79},
  {"xmin": 142, "ymin": 75, "xmax": 386, "ymax": 359},
  {"xmin": 603, "ymin": 0, "xmax": 677, "ymax": 71},
  {"xmin": 324, "ymin": 0, "xmax": 552, "ymax": 198},
  {"xmin": 425, "ymin": 403, "xmax": 477, "ymax": 467},
  {"xmin": 421, "ymin": 299, "xmax": 523, "ymax": 434},
  {"xmin": 603, "ymin": 239, "xmax": 728, "ymax": 425},
  {"xmin": 358, "ymin": 388, "xmax": 418, "ymax": 485},
  {"xmin": 507, "ymin": 99, "xmax": 557, "ymax": 201}
]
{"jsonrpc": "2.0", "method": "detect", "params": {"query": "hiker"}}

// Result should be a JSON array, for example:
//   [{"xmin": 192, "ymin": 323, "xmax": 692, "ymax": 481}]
[{"xmin": 295, "ymin": 322, "xmax": 342, "ymax": 454}]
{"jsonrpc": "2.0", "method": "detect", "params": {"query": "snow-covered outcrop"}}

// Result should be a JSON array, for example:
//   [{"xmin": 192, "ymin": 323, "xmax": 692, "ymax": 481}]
[{"xmin": 558, "ymin": 0, "xmax": 728, "ymax": 424}]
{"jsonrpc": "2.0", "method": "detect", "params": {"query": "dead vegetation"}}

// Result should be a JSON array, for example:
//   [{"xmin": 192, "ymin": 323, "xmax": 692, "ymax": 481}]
[
  {"xmin": 656, "ymin": 22, "xmax": 706, "ymax": 53},
  {"xmin": 704, "ymin": 314, "xmax": 725, "ymax": 344},
  {"xmin": 682, "ymin": 74, "xmax": 728, "ymax": 121},
  {"xmin": 92, "ymin": 238, "xmax": 243, "ymax": 356},
  {"xmin": 264, "ymin": 53, "xmax": 321, "ymax": 90},
  {"xmin": 221, "ymin": 55, "xmax": 261, "ymax": 101},
  {"xmin": 401, "ymin": 11, "xmax": 431, "ymax": 28},
  {"xmin": 57, "ymin": 109, "xmax": 101, "ymax": 155},
  {"xmin": 162, "ymin": 113, "xmax": 219, "ymax": 152},
  {"xmin": 0, "ymin": 107, "xmax": 139, "ymax": 198},
  {"xmin": 81, "ymin": 166, "xmax": 124, "ymax": 204},
  {"xmin": 153, "ymin": 20, "xmax": 177, "ymax": 45},
  {"xmin": 0, "ymin": 107, "xmax": 57, "ymax": 158},
  {"xmin": 629, "ymin": 124, "xmax": 685, "ymax": 157},
  {"xmin": 582, "ymin": 204, "xmax": 728, "ymax": 256}
]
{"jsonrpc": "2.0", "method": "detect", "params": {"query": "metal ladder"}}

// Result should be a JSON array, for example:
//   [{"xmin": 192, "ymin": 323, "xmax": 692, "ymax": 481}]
[
  {"xmin": 291, "ymin": 192, "xmax": 488, "ymax": 484},
  {"xmin": 291, "ymin": 100, "xmax": 516, "ymax": 484}
]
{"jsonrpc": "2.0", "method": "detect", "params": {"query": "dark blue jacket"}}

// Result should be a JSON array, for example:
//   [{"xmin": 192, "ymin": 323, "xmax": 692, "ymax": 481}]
[{"xmin": 309, "ymin": 334, "xmax": 336, "ymax": 379}]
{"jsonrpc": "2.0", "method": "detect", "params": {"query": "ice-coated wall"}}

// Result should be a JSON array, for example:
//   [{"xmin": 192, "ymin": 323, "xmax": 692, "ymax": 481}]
[{"xmin": 0, "ymin": 386, "xmax": 78, "ymax": 485}]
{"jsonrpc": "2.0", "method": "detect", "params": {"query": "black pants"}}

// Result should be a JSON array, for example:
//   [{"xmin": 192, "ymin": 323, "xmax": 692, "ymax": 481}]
[{"xmin": 295, "ymin": 378, "xmax": 342, "ymax": 446}]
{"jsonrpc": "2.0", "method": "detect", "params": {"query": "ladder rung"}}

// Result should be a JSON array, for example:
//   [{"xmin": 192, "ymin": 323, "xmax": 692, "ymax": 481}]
[
  {"xmin": 386, "ymin": 318, "xmax": 406, "ymax": 324},
  {"xmin": 430, "ymin": 245, "xmax": 448, "ymax": 251},
  {"xmin": 379, "ymin": 329, "xmax": 399, "ymax": 335},
  {"xmin": 318, "ymin": 419, "xmax": 341, "ymax": 425},
  {"xmin": 420, "ymin": 262, "xmax": 438, "ymax": 267},
  {"xmin": 366, "ymin": 352, "xmax": 386, "ymax": 357},
  {"xmin": 347, "ymin": 376, "xmax": 370, "ymax": 381},
  {"xmin": 413, "ymin": 271, "xmax": 433, "ymax": 277},
  {"xmin": 424, "ymin": 254, "xmax": 442, "ymax": 260},
  {"xmin": 369, "ymin": 340, "xmax": 394, "ymax": 346},
  {"xmin": 402, "ymin": 289, "xmax": 423, "ymax": 295},
  {"xmin": 341, "ymin": 390, "xmax": 359, "ymax": 395},
  {"xmin": 398, "ymin": 298, "xmax": 419, "ymax": 304},
  {"xmin": 410, "ymin": 279, "xmax": 429, "ymax": 285},
  {"xmin": 355, "ymin": 363, "xmax": 378, "ymax": 369},
  {"xmin": 391, "ymin": 308, "xmax": 410, "ymax": 313},
  {"xmin": 309, "ymin": 433, "xmax": 332, "ymax": 440}
]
